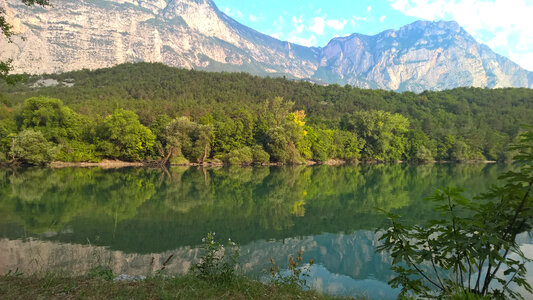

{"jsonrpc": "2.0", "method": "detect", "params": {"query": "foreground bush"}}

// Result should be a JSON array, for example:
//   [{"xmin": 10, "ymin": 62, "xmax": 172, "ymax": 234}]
[{"xmin": 378, "ymin": 130, "xmax": 533, "ymax": 299}]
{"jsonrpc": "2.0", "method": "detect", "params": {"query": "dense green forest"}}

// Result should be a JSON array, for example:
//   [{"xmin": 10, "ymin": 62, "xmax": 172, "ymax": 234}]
[{"xmin": 0, "ymin": 62, "xmax": 532, "ymax": 165}]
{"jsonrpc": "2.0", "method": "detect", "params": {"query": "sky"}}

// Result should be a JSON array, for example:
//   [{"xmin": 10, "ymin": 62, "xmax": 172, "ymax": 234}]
[{"xmin": 214, "ymin": 0, "xmax": 533, "ymax": 71}]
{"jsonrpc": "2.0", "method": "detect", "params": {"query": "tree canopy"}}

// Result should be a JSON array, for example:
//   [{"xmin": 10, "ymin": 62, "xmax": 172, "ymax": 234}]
[{"xmin": 0, "ymin": 63, "xmax": 532, "ymax": 165}]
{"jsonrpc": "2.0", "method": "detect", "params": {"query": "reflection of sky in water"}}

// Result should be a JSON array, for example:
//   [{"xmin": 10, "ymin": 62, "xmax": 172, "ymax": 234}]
[
  {"xmin": 308, "ymin": 264, "xmax": 400, "ymax": 299},
  {"xmin": 0, "ymin": 165, "xmax": 532, "ymax": 299},
  {"xmin": 507, "ymin": 234, "xmax": 533, "ymax": 299},
  {"xmin": 262, "ymin": 232, "xmax": 533, "ymax": 299}
]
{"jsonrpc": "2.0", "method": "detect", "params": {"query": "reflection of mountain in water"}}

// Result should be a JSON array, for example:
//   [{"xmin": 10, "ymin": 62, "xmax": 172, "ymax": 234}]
[
  {"xmin": 0, "ymin": 230, "xmax": 399, "ymax": 297},
  {"xmin": 0, "ymin": 164, "xmax": 507, "ymax": 253},
  {"xmin": 0, "ymin": 164, "xmax": 530, "ymax": 299}
]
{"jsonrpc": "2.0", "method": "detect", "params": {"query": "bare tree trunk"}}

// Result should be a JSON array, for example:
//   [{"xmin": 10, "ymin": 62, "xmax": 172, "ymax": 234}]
[{"xmin": 202, "ymin": 143, "xmax": 208, "ymax": 163}]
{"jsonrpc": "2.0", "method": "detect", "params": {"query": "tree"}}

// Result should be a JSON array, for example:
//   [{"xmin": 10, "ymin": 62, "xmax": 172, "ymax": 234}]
[
  {"xmin": 1, "ymin": 0, "xmax": 50, "ymax": 83},
  {"xmin": 17, "ymin": 96, "xmax": 83, "ymax": 142},
  {"xmin": 165, "ymin": 117, "xmax": 214, "ymax": 163},
  {"xmin": 99, "ymin": 109, "xmax": 155, "ymax": 161},
  {"xmin": 377, "ymin": 130, "xmax": 533, "ymax": 299},
  {"xmin": 342, "ymin": 110, "xmax": 410, "ymax": 161},
  {"xmin": 9, "ymin": 129, "xmax": 58, "ymax": 165}
]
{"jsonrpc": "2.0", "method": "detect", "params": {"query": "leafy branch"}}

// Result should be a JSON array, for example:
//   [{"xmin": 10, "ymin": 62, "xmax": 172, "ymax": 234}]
[{"xmin": 377, "ymin": 129, "xmax": 533, "ymax": 299}]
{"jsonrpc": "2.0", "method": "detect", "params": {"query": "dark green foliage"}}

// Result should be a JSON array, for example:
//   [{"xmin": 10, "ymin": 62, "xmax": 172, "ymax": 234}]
[
  {"xmin": 377, "ymin": 130, "xmax": 533, "ymax": 299},
  {"xmin": 342, "ymin": 110, "xmax": 410, "ymax": 161},
  {"xmin": 9, "ymin": 129, "xmax": 57, "ymax": 165},
  {"xmin": 0, "ymin": 63, "xmax": 532, "ymax": 163}
]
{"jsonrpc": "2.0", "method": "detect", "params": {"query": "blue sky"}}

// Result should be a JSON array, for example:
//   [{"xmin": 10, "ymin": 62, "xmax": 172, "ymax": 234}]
[{"xmin": 213, "ymin": 0, "xmax": 533, "ymax": 71}]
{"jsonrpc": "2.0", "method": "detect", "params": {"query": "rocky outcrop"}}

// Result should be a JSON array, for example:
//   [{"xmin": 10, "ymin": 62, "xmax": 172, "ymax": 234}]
[
  {"xmin": 0, "ymin": 0, "xmax": 319, "ymax": 77},
  {"xmin": 316, "ymin": 20, "xmax": 532, "ymax": 91},
  {"xmin": 0, "ymin": 0, "xmax": 531, "ymax": 91}
]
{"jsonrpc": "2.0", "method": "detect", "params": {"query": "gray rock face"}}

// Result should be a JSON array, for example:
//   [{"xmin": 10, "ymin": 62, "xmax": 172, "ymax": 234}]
[
  {"xmin": 316, "ymin": 20, "xmax": 532, "ymax": 91},
  {"xmin": 0, "ymin": 0, "xmax": 531, "ymax": 91}
]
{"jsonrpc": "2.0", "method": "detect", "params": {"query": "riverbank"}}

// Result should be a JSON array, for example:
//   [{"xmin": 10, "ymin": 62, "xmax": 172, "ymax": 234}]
[
  {"xmin": 42, "ymin": 158, "xmax": 499, "ymax": 169},
  {"xmin": 0, "ymin": 274, "xmax": 350, "ymax": 300}
]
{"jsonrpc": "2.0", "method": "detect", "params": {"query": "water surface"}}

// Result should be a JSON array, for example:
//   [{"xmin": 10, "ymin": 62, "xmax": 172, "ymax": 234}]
[{"xmin": 0, "ymin": 164, "xmax": 531, "ymax": 299}]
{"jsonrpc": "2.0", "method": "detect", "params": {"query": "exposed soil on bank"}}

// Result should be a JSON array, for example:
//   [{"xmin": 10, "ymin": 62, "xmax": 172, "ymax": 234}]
[{"xmin": 36, "ymin": 159, "xmax": 498, "ymax": 169}]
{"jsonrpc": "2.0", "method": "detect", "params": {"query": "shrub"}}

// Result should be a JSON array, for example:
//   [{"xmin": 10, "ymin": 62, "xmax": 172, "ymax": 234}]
[
  {"xmin": 251, "ymin": 145, "xmax": 270, "ymax": 164},
  {"xmin": 268, "ymin": 250, "xmax": 314, "ymax": 289},
  {"xmin": 9, "ymin": 129, "xmax": 58, "ymax": 165},
  {"xmin": 169, "ymin": 156, "xmax": 189, "ymax": 165},
  {"xmin": 56, "ymin": 140, "xmax": 101, "ymax": 162},
  {"xmin": 87, "ymin": 266, "xmax": 114, "ymax": 281},
  {"xmin": 191, "ymin": 232, "xmax": 240, "ymax": 284},
  {"xmin": 225, "ymin": 147, "xmax": 253, "ymax": 165}
]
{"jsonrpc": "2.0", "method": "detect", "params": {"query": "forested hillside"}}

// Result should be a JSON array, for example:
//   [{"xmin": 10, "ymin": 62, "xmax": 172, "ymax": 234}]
[{"xmin": 1, "ymin": 63, "xmax": 532, "ymax": 165}]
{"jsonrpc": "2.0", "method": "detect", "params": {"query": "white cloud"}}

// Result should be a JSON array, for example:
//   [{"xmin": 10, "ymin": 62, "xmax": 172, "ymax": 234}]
[
  {"xmin": 379, "ymin": 15, "xmax": 387, "ymax": 22},
  {"xmin": 270, "ymin": 32, "xmax": 283, "ymax": 40},
  {"xmin": 387, "ymin": 0, "xmax": 533, "ymax": 70},
  {"xmin": 224, "ymin": 8, "xmax": 244, "ymax": 19},
  {"xmin": 273, "ymin": 16, "xmax": 284, "ymax": 32},
  {"xmin": 367, "ymin": 6, "xmax": 372, "ymax": 12},
  {"xmin": 352, "ymin": 16, "xmax": 368, "ymax": 22},
  {"xmin": 326, "ymin": 19, "xmax": 347, "ymax": 31},
  {"xmin": 509, "ymin": 52, "xmax": 533, "ymax": 71},
  {"xmin": 309, "ymin": 17, "xmax": 326, "ymax": 35},
  {"xmin": 249, "ymin": 14, "xmax": 259, "ymax": 22},
  {"xmin": 288, "ymin": 35, "xmax": 317, "ymax": 47},
  {"xmin": 292, "ymin": 15, "xmax": 305, "ymax": 34}
]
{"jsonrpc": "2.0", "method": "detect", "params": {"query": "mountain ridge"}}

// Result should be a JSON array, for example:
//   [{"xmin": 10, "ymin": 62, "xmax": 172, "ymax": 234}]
[{"xmin": 0, "ymin": 0, "xmax": 531, "ymax": 91}]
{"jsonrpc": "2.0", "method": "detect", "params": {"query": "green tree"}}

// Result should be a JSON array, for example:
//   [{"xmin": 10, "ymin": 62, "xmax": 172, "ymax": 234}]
[
  {"xmin": 0, "ymin": 104, "xmax": 16, "ymax": 161},
  {"xmin": 9, "ymin": 129, "xmax": 57, "ymax": 165},
  {"xmin": 99, "ymin": 109, "xmax": 155, "ymax": 161},
  {"xmin": 342, "ymin": 110, "xmax": 410, "ymax": 161},
  {"xmin": 165, "ymin": 117, "xmax": 214, "ymax": 163},
  {"xmin": 407, "ymin": 129, "xmax": 436, "ymax": 162},
  {"xmin": 333, "ymin": 130, "xmax": 363, "ymax": 161},
  {"xmin": 16, "ymin": 96, "xmax": 83, "ymax": 142}
]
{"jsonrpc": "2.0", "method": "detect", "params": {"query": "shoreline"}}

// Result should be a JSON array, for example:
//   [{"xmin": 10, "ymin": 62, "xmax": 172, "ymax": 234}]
[{"xmin": 41, "ymin": 159, "xmax": 499, "ymax": 169}]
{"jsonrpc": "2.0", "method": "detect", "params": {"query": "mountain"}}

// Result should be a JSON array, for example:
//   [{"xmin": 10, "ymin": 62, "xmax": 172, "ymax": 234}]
[
  {"xmin": 1, "ymin": 0, "xmax": 531, "ymax": 92},
  {"xmin": 316, "ymin": 21, "xmax": 532, "ymax": 91}
]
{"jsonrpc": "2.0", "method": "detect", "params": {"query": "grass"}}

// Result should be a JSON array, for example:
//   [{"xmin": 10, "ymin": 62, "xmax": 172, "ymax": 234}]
[{"xmin": 0, "ymin": 274, "xmax": 352, "ymax": 300}]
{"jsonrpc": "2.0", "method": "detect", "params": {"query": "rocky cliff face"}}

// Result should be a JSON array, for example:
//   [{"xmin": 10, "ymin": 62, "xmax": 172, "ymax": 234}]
[
  {"xmin": 316, "ymin": 20, "xmax": 532, "ymax": 91},
  {"xmin": 0, "ymin": 0, "xmax": 319, "ymax": 77},
  {"xmin": 0, "ymin": 0, "xmax": 531, "ymax": 91}
]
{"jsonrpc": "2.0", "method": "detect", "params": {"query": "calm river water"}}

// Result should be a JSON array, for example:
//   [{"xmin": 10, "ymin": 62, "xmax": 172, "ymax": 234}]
[{"xmin": 0, "ymin": 164, "xmax": 531, "ymax": 299}]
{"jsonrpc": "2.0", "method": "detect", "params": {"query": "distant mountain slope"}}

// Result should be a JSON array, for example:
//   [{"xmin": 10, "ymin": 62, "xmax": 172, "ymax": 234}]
[
  {"xmin": 316, "ymin": 20, "xmax": 532, "ymax": 91},
  {"xmin": 0, "ymin": 0, "xmax": 531, "ymax": 91}
]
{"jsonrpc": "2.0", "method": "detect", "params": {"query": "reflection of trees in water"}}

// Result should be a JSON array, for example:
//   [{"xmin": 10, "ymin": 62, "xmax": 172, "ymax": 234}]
[
  {"xmin": 0, "ymin": 164, "xmax": 509, "ymax": 251},
  {"xmin": 0, "ymin": 168, "xmax": 157, "ymax": 233}
]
